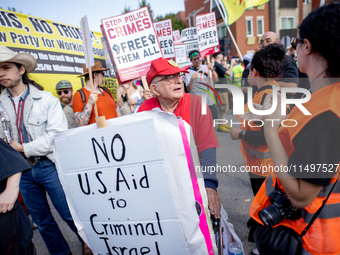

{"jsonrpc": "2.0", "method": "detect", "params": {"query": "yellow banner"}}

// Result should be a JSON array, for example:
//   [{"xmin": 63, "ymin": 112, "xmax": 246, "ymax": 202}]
[
  {"xmin": 0, "ymin": 9, "xmax": 118, "ymax": 99},
  {"xmin": 219, "ymin": 0, "xmax": 269, "ymax": 26}
]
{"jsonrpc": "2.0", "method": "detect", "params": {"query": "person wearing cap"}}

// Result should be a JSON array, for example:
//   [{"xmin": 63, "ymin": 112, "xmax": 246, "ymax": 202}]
[
  {"xmin": 0, "ymin": 46, "xmax": 93, "ymax": 255},
  {"xmin": 55, "ymin": 80, "xmax": 78, "ymax": 129},
  {"xmin": 73, "ymin": 61, "xmax": 120, "ymax": 126},
  {"xmin": 185, "ymin": 50, "xmax": 218, "ymax": 120},
  {"xmin": 138, "ymin": 59, "xmax": 221, "ymax": 218},
  {"xmin": 213, "ymin": 52, "xmax": 235, "ymax": 80}
]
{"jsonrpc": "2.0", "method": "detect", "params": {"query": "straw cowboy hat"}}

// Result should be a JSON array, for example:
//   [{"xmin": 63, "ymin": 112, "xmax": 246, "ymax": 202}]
[
  {"xmin": 0, "ymin": 46, "xmax": 37, "ymax": 73},
  {"xmin": 78, "ymin": 61, "xmax": 109, "ymax": 77}
]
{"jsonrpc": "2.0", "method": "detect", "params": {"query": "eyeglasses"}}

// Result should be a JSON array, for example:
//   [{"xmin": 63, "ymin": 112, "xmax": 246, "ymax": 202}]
[
  {"xmin": 155, "ymin": 73, "xmax": 185, "ymax": 83},
  {"xmin": 291, "ymin": 37, "xmax": 305, "ymax": 50},
  {"xmin": 57, "ymin": 89, "xmax": 70, "ymax": 96}
]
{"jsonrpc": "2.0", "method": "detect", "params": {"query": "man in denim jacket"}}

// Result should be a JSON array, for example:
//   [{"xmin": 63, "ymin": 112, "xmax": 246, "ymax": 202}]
[{"xmin": 0, "ymin": 46, "xmax": 92, "ymax": 255}]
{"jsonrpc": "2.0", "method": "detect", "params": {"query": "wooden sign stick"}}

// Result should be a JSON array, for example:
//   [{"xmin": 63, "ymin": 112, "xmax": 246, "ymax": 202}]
[
  {"xmin": 141, "ymin": 76, "xmax": 149, "ymax": 91},
  {"xmin": 206, "ymin": 55, "xmax": 215, "ymax": 89},
  {"xmin": 81, "ymin": 17, "xmax": 107, "ymax": 128}
]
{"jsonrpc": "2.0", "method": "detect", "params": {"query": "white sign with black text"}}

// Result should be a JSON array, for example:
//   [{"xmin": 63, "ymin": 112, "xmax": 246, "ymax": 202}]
[
  {"xmin": 53, "ymin": 111, "xmax": 208, "ymax": 255},
  {"xmin": 153, "ymin": 19, "xmax": 175, "ymax": 59}
]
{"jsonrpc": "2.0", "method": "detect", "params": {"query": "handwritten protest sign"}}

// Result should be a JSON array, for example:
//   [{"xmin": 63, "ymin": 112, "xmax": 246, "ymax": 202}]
[
  {"xmin": 101, "ymin": 7, "xmax": 163, "ymax": 83},
  {"xmin": 153, "ymin": 19, "xmax": 175, "ymax": 59},
  {"xmin": 196, "ymin": 12, "xmax": 220, "ymax": 59},
  {"xmin": 54, "ymin": 111, "xmax": 214, "ymax": 255},
  {"xmin": 173, "ymin": 30, "xmax": 181, "ymax": 43}
]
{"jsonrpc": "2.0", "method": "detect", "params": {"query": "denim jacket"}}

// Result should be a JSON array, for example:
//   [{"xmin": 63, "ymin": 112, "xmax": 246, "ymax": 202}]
[{"xmin": 0, "ymin": 85, "xmax": 67, "ymax": 162}]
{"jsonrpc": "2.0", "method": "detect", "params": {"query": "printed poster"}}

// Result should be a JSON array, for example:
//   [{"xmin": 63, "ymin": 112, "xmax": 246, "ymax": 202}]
[
  {"xmin": 101, "ymin": 7, "xmax": 163, "ymax": 83},
  {"xmin": 153, "ymin": 19, "xmax": 175, "ymax": 59}
]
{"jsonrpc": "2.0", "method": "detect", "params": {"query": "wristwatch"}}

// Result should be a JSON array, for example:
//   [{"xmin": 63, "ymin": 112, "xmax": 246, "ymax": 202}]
[{"xmin": 239, "ymin": 130, "xmax": 246, "ymax": 140}]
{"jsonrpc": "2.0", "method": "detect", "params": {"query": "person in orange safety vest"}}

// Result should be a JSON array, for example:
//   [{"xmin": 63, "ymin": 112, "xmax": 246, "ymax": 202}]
[
  {"xmin": 249, "ymin": 3, "xmax": 340, "ymax": 255},
  {"xmin": 230, "ymin": 43, "xmax": 287, "ymax": 196}
]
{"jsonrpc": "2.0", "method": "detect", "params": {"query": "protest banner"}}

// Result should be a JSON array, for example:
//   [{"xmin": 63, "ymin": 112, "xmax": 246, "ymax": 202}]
[
  {"xmin": 101, "ymin": 7, "xmax": 163, "ymax": 83},
  {"xmin": 0, "ymin": 9, "xmax": 119, "ymax": 98},
  {"xmin": 53, "ymin": 111, "xmax": 216, "ymax": 255},
  {"xmin": 196, "ymin": 12, "xmax": 220, "ymax": 59},
  {"xmin": 173, "ymin": 30, "xmax": 181, "ymax": 43},
  {"xmin": 153, "ymin": 19, "xmax": 175, "ymax": 59}
]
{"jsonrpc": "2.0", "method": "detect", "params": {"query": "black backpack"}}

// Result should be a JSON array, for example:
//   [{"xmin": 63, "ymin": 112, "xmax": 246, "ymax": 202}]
[{"xmin": 77, "ymin": 87, "xmax": 113, "ymax": 108}]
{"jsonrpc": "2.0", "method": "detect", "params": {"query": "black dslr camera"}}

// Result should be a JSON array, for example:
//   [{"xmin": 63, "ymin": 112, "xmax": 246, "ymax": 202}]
[{"xmin": 258, "ymin": 189, "xmax": 301, "ymax": 228}]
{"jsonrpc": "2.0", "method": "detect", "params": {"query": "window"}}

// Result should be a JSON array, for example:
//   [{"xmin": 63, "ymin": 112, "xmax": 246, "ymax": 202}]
[
  {"xmin": 218, "ymin": 24, "xmax": 227, "ymax": 38},
  {"xmin": 246, "ymin": 18, "xmax": 253, "ymax": 37},
  {"xmin": 303, "ymin": 0, "xmax": 311, "ymax": 3},
  {"xmin": 279, "ymin": 0, "xmax": 298, "ymax": 8},
  {"xmin": 280, "ymin": 17, "xmax": 295, "ymax": 30},
  {"xmin": 257, "ymin": 18, "xmax": 264, "ymax": 36}
]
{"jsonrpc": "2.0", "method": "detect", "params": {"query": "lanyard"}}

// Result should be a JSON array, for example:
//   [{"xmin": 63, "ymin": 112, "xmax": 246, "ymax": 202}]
[{"xmin": 12, "ymin": 99, "xmax": 25, "ymax": 144}]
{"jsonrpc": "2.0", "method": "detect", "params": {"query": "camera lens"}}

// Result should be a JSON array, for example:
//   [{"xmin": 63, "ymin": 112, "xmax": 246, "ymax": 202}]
[{"xmin": 258, "ymin": 205, "xmax": 284, "ymax": 228}]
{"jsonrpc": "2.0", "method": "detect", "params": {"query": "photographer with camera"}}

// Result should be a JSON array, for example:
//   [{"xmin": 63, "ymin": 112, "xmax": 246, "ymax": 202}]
[{"xmin": 249, "ymin": 3, "xmax": 340, "ymax": 255}]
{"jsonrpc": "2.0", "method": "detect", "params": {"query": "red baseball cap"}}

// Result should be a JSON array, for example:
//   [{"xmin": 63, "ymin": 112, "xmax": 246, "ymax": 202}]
[{"xmin": 146, "ymin": 58, "xmax": 189, "ymax": 84}]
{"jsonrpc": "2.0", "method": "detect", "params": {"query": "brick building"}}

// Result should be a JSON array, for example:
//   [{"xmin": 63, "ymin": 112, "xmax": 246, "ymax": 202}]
[
  {"xmin": 182, "ymin": 0, "xmax": 336, "ymax": 58},
  {"xmin": 183, "ymin": 0, "xmax": 270, "ymax": 58}
]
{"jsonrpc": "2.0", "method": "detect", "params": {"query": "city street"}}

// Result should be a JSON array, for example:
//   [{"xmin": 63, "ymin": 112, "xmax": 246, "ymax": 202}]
[{"xmin": 33, "ymin": 113, "xmax": 256, "ymax": 255}]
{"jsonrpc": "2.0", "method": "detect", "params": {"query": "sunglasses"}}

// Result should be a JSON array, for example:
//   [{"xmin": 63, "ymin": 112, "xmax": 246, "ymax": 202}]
[
  {"xmin": 57, "ymin": 89, "xmax": 70, "ymax": 96},
  {"xmin": 290, "ymin": 37, "xmax": 305, "ymax": 50}
]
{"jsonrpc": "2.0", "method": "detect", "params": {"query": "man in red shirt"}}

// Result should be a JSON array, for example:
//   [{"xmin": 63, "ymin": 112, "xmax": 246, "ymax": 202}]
[{"xmin": 138, "ymin": 59, "xmax": 221, "ymax": 218}]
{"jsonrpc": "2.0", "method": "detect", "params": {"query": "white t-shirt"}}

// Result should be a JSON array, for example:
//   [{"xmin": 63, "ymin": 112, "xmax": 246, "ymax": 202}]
[{"xmin": 185, "ymin": 64, "xmax": 215, "ymax": 106}]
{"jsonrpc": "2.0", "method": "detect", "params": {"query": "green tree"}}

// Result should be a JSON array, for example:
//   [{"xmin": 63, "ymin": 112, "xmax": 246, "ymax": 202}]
[
  {"xmin": 155, "ymin": 13, "xmax": 186, "ymax": 32},
  {"xmin": 138, "ymin": 0, "xmax": 154, "ymax": 21},
  {"xmin": 122, "ymin": 5, "xmax": 131, "ymax": 14}
]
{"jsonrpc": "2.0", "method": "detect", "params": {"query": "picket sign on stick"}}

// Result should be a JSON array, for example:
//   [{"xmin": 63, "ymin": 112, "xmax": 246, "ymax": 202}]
[
  {"xmin": 81, "ymin": 16, "xmax": 107, "ymax": 128},
  {"xmin": 206, "ymin": 55, "xmax": 215, "ymax": 89}
]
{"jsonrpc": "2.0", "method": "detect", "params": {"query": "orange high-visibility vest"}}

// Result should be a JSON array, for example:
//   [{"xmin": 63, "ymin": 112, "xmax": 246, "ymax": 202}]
[
  {"xmin": 238, "ymin": 81, "xmax": 280, "ymax": 176},
  {"xmin": 250, "ymin": 82, "xmax": 340, "ymax": 255}
]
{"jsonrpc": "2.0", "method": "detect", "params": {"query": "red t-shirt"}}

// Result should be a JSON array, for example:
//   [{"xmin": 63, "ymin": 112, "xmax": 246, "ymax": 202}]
[
  {"xmin": 138, "ymin": 93, "xmax": 219, "ymax": 154},
  {"xmin": 73, "ymin": 87, "xmax": 118, "ymax": 125}
]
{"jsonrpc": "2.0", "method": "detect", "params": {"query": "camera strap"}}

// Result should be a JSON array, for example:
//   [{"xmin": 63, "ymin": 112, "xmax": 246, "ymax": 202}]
[{"xmin": 300, "ymin": 173, "xmax": 339, "ymax": 237}]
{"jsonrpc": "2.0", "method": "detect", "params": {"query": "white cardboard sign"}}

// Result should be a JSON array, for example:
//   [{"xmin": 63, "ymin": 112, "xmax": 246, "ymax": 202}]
[
  {"xmin": 53, "ymin": 112, "xmax": 207, "ymax": 255},
  {"xmin": 101, "ymin": 7, "xmax": 163, "ymax": 82},
  {"xmin": 153, "ymin": 19, "xmax": 175, "ymax": 59}
]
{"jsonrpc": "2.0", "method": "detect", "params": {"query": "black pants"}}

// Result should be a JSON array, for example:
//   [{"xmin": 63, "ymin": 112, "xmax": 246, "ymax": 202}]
[{"xmin": 248, "ymin": 172, "xmax": 267, "ymax": 243}]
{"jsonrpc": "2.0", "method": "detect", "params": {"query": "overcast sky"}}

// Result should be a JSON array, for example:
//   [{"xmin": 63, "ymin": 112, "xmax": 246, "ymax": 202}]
[{"xmin": 5, "ymin": 0, "xmax": 186, "ymax": 31}]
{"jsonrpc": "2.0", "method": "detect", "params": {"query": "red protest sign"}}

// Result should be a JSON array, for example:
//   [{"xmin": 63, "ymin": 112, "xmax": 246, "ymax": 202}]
[{"xmin": 101, "ymin": 7, "xmax": 163, "ymax": 82}]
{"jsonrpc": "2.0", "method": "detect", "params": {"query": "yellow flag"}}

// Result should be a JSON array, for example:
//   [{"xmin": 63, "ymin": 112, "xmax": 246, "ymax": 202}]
[{"xmin": 219, "ymin": 0, "xmax": 269, "ymax": 25}]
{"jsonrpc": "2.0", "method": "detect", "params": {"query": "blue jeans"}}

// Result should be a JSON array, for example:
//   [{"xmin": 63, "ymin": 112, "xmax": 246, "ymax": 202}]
[{"xmin": 20, "ymin": 158, "xmax": 81, "ymax": 255}]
